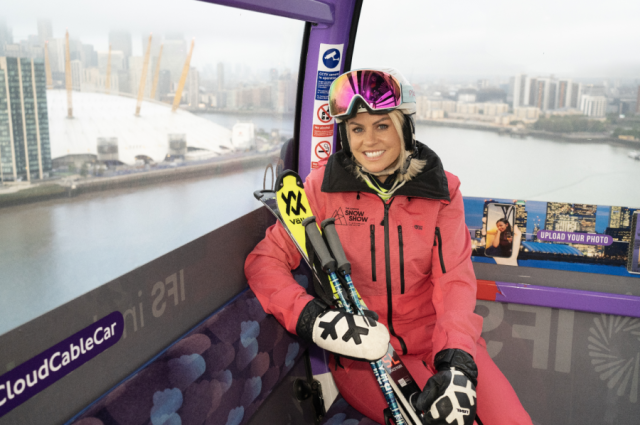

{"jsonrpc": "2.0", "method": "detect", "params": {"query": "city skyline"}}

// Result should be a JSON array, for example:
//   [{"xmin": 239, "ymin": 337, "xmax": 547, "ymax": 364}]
[
  {"xmin": 2, "ymin": 0, "xmax": 640, "ymax": 79},
  {"xmin": 1, "ymin": 0, "xmax": 305, "ymax": 72}
]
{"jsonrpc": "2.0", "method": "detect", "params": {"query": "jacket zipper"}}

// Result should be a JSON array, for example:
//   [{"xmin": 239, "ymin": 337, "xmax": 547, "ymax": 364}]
[
  {"xmin": 370, "ymin": 224, "xmax": 377, "ymax": 281},
  {"xmin": 398, "ymin": 225, "xmax": 405, "ymax": 294},
  {"xmin": 434, "ymin": 227, "xmax": 447, "ymax": 274},
  {"xmin": 382, "ymin": 199, "xmax": 408, "ymax": 355}
]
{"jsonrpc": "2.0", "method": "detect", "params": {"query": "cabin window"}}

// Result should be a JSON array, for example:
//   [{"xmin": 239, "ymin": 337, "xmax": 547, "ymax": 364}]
[
  {"xmin": 352, "ymin": 0, "xmax": 640, "ymax": 208},
  {"xmin": 0, "ymin": 0, "xmax": 304, "ymax": 335}
]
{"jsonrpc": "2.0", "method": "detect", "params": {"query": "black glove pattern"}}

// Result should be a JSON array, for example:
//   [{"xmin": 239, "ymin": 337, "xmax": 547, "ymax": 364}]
[
  {"xmin": 415, "ymin": 367, "xmax": 476, "ymax": 425},
  {"xmin": 414, "ymin": 349, "xmax": 478, "ymax": 425}
]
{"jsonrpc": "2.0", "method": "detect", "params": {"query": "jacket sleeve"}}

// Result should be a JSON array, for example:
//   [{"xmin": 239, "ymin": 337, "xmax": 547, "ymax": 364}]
[
  {"xmin": 430, "ymin": 175, "xmax": 483, "ymax": 360},
  {"xmin": 244, "ymin": 220, "xmax": 315, "ymax": 335}
]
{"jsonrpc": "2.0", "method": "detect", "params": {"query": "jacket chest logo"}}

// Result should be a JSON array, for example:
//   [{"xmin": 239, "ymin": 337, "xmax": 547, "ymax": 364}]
[{"xmin": 332, "ymin": 207, "xmax": 370, "ymax": 226}]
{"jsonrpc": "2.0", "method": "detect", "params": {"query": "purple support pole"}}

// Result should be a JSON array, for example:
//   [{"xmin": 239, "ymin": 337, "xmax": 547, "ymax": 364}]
[{"xmin": 298, "ymin": 0, "xmax": 358, "ymax": 181}]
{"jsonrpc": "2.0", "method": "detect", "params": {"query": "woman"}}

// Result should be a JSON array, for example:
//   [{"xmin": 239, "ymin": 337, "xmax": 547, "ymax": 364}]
[
  {"xmin": 487, "ymin": 218, "xmax": 514, "ymax": 257},
  {"xmin": 245, "ymin": 69, "xmax": 532, "ymax": 425}
]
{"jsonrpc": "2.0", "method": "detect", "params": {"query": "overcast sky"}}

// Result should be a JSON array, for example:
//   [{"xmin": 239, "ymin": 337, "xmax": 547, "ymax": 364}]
[{"xmin": 3, "ymin": 0, "xmax": 640, "ymax": 80}]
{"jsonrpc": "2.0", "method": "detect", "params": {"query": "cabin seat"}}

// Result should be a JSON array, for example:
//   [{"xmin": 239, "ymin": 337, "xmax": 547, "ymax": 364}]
[{"xmin": 70, "ymin": 289, "xmax": 308, "ymax": 425}]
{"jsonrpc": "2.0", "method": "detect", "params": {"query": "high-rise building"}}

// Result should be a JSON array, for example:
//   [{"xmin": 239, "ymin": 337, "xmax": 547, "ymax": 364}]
[
  {"xmin": 187, "ymin": 67, "xmax": 199, "ymax": 107},
  {"xmin": 512, "ymin": 74, "xmax": 529, "ymax": 108},
  {"xmin": 531, "ymin": 77, "xmax": 558, "ymax": 111},
  {"xmin": 580, "ymin": 95, "xmax": 607, "ymax": 117},
  {"xmin": 528, "ymin": 78, "xmax": 538, "ymax": 107},
  {"xmin": 162, "ymin": 35, "xmax": 186, "ymax": 85},
  {"xmin": 0, "ymin": 19, "xmax": 13, "ymax": 56},
  {"xmin": 0, "ymin": 57, "xmax": 52, "ymax": 181},
  {"xmin": 82, "ymin": 67, "xmax": 118, "ymax": 93},
  {"xmin": 37, "ymin": 20, "xmax": 53, "ymax": 45},
  {"xmin": 81, "ymin": 44, "xmax": 97, "ymax": 68},
  {"xmin": 636, "ymin": 86, "xmax": 640, "ymax": 114},
  {"xmin": 98, "ymin": 50, "xmax": 125, "ymax": 74},
  {"xmin": 217, "ymin": 62, "xmax": 225, "ymax": 93},
  {"xmin": 47, "ymin": 38, "xmax": 65, "ymax": 74},
  {"xmin": 557, "ymin": 80, "xmax": 570, "ymax": 109},
  {"xmin": 515, "ymin": 203, "xmax": 528, "ymax": 240},
  {"xmin": 108, "ymin": 31, "xmax": 132, "ymax": 68},
  {"xmin": 117, "ymin": 69, "xmax": 131, "ymax": 95},
  {"xmin": 129, "ymin": 56, "xmax": 153, "ymax": 98},
  {"xmin": 70, "ymin": 59, "xmax": 83, "ymax": 91},
  {"xmin": 142, "ymin": 35, "xmax": 161, "ymax": 59},
  {"xmin": 610, "ymin": 207, "xmax": 632, "ymax": 229},
  {"xmin": 157, "ymin": 70, "xmax": 171, "ymax": 101}
]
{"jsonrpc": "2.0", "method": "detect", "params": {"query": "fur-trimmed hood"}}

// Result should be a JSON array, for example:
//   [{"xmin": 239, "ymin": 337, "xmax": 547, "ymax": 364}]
[{"xmin": 320, "ymin": 141, "xmax": 451, "ymax": 202}]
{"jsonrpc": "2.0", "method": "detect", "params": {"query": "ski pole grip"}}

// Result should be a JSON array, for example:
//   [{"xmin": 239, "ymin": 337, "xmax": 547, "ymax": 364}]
[
  {"xmin": 302, "ymin": 217, "xmax": 336, "ymax": 274},
  {"xmin": 321, "ymin": 218, "xmax": 351, "ymax": 275}
]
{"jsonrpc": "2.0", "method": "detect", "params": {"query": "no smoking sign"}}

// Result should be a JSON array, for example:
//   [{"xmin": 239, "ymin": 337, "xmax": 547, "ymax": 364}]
[
  {"xmin": 315, "ymin": 141, "xmax": 332, "ymax": 159},
  {"xmin": 316, "ymin": 104, "xmax": 332, "ymax": 123}
]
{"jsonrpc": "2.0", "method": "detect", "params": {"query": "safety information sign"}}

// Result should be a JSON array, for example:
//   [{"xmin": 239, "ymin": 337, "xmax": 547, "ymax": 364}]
[
  {"xmin": 311, "ymin": 43, "xmax": 343, "ymax": 169},
  {"xmin": 315, "ymin": 141, "xmax": 332, "ymax": 159},
  {"xmin": 317, "ymin": 103, "xmax": 332, "ymax": 122},
  {"xmin": 313, "ymin": 125, "xmax": 333, "ymax": 137}
]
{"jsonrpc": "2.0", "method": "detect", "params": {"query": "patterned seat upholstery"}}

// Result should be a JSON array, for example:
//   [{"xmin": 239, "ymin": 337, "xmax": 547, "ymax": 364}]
[
  {"xmin": 319, "ymin": 395, "xmax": 380, "ymax": 425},
  {"xmin": 71, "ymin": 290, "xmax": 307, "ymax": 425}
]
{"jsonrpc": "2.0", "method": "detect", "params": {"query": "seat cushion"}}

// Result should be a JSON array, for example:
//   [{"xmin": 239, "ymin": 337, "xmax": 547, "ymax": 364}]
[{"xmin": 320, "ymin": 395, "xmax": 381, "ymax": 425}]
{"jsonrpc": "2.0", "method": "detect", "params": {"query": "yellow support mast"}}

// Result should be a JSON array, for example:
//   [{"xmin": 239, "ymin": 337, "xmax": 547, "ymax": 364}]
[
  {"xmin": 64, "ymin": 30, "xmax": 73, "ymax": 118},
  {"xmin": 135, "ymin": 34, "xmax": 153, "ymax": 116},
  {"xmin": 150, "ymin": 43, "xmax": 163, "ymax": 100},
  {"xmin": 171, "ymin": 39, "xmax": 194, "ymax": 113},
  {"xmin": 105, "ymin": 44, "xmax": 112, "ymax": 94},
  {"xmin": 44, "ymin": 40, "xmax": 53, "ymax": 89}
]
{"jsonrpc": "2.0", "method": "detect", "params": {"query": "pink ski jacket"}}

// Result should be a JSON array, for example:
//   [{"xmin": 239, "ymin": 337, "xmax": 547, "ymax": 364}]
[{"xmin": 245, "ymin": 142, "xmax": 483, "ymax": 363}]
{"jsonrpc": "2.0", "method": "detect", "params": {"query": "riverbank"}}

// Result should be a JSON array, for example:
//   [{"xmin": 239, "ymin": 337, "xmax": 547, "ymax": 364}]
[
  {"xmin": 0, "ymin": 151, "xmax": 278, "ymax": 209},
  {"xmin": 417, "ymin": 118, "xmax": 640, "ymax": 148}
]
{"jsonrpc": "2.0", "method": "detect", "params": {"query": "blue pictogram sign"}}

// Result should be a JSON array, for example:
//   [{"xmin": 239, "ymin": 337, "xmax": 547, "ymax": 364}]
[{"xmin": 322, "ymin": 49, "xmax": 340, "ymax": 69}]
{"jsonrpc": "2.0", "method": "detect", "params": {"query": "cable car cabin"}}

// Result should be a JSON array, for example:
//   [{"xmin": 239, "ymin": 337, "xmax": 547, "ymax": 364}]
[{"xmin": 0, "ymin": 0, "xmax": 639, "ymax": 424}]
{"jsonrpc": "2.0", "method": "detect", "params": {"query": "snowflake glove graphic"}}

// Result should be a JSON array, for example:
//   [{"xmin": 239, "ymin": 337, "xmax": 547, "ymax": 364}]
[
  {"xmin": 295, "ymin": 299, "xmax": 389, "ymax": 361},
  {"xmin": 415, "ymin": 349, "xmax": 478, "ymax": 425}
]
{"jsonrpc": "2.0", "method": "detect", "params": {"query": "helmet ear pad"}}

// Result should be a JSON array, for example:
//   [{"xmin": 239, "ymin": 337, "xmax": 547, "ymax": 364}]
[
  {"xmin": 338, "ymin": 122, "xmax": 351, "ymax": 155},
  {"xmin": 401, "ymin": 114, "xmax": 415, "ymax": 151}
]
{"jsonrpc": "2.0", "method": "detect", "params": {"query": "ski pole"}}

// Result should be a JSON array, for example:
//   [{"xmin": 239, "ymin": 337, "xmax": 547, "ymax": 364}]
[
  {"xmin": 302, "ymin": 217, "xmax": 407, "ymax": 425},
  {"xmin": 321, "ymin": 218, "xmax": 424, "ymax": 425},
  {"xmin": 320, "ymin": 218, "xmax": 367, "ymax": 313}
]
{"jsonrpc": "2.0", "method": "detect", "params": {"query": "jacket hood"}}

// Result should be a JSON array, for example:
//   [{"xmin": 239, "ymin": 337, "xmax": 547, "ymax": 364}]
[{"xmin": 321, "ymin": 141, "xmax": 450, "ymax": 202}]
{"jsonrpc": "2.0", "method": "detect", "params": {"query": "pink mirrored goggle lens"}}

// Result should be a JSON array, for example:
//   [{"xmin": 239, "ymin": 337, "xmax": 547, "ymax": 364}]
[{"xmin": 329, "ymin": 70, "xmax": 402, "ymax": 118}]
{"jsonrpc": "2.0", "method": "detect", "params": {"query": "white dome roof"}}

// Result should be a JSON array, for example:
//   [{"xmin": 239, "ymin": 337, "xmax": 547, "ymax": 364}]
[{"xmin": 47, "ymin": 90, "xmax": 232, "ymax": 165}]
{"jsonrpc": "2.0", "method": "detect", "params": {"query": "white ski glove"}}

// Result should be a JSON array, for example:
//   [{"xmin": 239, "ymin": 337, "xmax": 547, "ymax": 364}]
[{"xmin": 296, "ymin": 299, "xmax": 390, "ymax": 361}]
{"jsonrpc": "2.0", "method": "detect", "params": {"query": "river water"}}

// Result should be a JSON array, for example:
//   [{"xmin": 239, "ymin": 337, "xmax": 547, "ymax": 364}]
[{"xmin": 1, "ymin": 114, "xmax": 639, "ymax": 335}]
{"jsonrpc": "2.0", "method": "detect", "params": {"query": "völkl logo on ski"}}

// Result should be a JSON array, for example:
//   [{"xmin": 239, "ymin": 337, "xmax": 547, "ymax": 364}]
[{"xmin": 281, "ymin": 190, "xmax": 307, "ymax": 216}]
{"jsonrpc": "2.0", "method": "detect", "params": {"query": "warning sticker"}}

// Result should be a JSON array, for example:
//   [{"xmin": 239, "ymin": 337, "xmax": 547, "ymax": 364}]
[
  {"xmin": 313, "ymin": 124, "xmax": 333, "ymax": 137},
  {"xmin": 309, "ymin": 43, "xmax": 343, "ymax": 172},
  {"xmin": 315, "ymin": 141, "xmax": 332, "ymax": 159},
  {"xmin": 315, "ymin": 71, "xmax": 340, "ymax": 101},
  {"xmin": 317, "ymin": 104, "xmax": 332, "ymax": 122}
]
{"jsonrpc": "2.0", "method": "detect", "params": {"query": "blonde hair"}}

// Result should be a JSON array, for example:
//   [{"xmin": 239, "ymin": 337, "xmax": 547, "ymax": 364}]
[{"xmin": 345, "ymin": 110, "xmax": 426, "ymax": 185}]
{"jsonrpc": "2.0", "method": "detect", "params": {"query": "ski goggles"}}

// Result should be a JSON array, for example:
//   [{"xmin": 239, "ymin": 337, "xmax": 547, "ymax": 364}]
[{"xmin": 329, "ymin": 69, "xmax": 404, "ymax": 119}]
